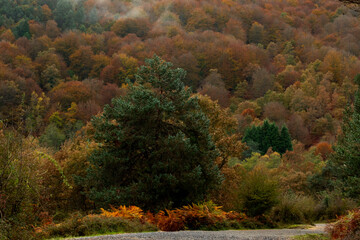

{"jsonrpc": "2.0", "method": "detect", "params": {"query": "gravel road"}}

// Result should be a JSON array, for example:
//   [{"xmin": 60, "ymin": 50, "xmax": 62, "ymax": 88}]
[{"xmin": 69, "ymin": 224, "xmax": 326, "ymax": 240}]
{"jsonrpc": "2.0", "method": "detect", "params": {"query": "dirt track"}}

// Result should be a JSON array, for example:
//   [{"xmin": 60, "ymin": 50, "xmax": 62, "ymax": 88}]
[{"xmin": 70, "ymin": 224, "xmax": 326, "ymax": 240}]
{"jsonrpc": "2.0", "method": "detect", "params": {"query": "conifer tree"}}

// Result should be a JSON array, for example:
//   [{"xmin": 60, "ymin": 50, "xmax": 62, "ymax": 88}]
[
  {"xmin": 279, "ymin": 126, "xmax": 293, "ymax": 153},
  {"xmin": 83, "ymin": 56, "xmax": 222, "ymax": 211},
  {"xmin": 243, "ymin": 120, "xmax": 292, "ymax": 155},
  {"xmin": 323, "ymin": 75, "xmax": 360, "ymax": 198}
]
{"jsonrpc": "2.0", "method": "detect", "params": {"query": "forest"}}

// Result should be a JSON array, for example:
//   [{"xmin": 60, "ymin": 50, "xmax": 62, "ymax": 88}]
[{"xmin": 1, "ymin": 0, "xmax": 360, "ymax": 239}]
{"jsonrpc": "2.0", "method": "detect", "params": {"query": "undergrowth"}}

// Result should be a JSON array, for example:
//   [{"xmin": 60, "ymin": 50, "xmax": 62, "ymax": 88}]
[
  {"xmin": 35, "ymin": 212, "xmax": 156, "ymax": 239},
  {"xmin": 326, "ymin": 208, "xmax": 360, "ymax": 240},
  {"xmin": 36, "ymin": 201, "xmax": 273, "ymax": 238}
]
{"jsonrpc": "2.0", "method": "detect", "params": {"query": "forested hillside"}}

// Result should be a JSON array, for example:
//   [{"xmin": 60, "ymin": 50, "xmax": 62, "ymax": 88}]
[{"xmin": 1, "ymin": 0, "xmax": 360, "ymax": 239}]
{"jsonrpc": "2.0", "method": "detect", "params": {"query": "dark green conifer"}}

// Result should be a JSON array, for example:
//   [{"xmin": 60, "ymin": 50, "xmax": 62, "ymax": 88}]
[
  {"xmin": 324, "ymin": 75, "xmax": 360, "ymax": 198},
  {"xmin": 279, "ymin": 126, "xmax": 293, "ymax": 153},
  {"xmin": 243, "ymin": 120, "xmax": 292, "ymax": 155},
  {"xmin": 83, "ymin": 56, "xmax": 222, "ymax": 211}
]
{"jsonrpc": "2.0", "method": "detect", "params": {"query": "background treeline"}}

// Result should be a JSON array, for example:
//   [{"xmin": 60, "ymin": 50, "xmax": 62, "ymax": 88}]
[
  {"xmin": 1, "ymin": 0, "xmax": 360, "ymax": 147},
  {"xmin": 1, "ymin": 0, "xmax": 360, "ymax": 239}
]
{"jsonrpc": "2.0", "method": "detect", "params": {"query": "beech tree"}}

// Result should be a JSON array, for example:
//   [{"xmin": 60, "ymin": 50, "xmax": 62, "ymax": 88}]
[{"xmin": 83, "ymin": 56, "xmax": 222, "ymax": 211}]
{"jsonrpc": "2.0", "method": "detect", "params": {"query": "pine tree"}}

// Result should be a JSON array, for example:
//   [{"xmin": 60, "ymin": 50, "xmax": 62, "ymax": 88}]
[
  {"xmin": 243, "ymin": 120, "xmax": 292, "ymax": 155},
  {"xmin": 83, "ymin": 56, "xmax": 222, "ymax": 211},
  {"xmin": 325, "ymin": 75, "xmax": 360, "ymax": 198},
  {"xmin": 279, "ymin": 126, "xmax": 293, "ymax": 153}
]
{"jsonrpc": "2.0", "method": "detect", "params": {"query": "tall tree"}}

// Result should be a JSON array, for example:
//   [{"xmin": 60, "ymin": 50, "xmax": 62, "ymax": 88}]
[
  {"xmin": 83, "ymin": 56, "xmax": 222, "ymax": 211},
  {"xmin": 279, "ymin": 126, "xmax": 293, "ymax": 154},
  {"xmin": 320, "ymin": 75, "xmax": 360, "ymax": 198}
]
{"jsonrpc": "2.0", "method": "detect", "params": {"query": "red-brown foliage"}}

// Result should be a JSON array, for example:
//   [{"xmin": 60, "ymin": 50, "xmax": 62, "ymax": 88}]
[{"xmin": 326, "ymin": 208, "xmax": 360, "ymax": 240}]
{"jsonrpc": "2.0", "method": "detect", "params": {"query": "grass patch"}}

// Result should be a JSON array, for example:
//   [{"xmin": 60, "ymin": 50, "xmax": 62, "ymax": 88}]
[
  {"xmin": 292, "ymin": 234, "xmax": 329, "ymax": 240},
  {"xmin": 286, "ymin": 224, "xmax": 314, "ymax": 229}
]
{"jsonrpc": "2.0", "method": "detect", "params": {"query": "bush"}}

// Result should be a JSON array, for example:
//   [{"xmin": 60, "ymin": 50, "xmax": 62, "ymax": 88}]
[
  {"xmin": 101, "ymin": 206, "xmax": 145, "ymax": 220},
  {"xmin": 154, "ymin": 201, "xmax": 248, "ymax": 231},
  {"xmin": 35, "ymin": 212, "xmax": 157, "ymax": 239},
  {"xmin": 237, "ymin": 167, "xmax": 279, "ymax": 217},
  {"xmin": 0, "ymin": 131, "xmax": 43, "ymax": 240},
  {"xmin": 326, "ymin": 208, "xmax": 360, "ymax": 240},
  {"xmin": 97, "ymin": 203, "xmax": 249, "ymax": 232},
  {"xmin": 36, "ymin": 203, "xmax": 272, "ymax": 237},
  {"xmin": 316, "ymin": 191, "xmax": 357, "ymax": 221},
  {"xmin": 0, "ymin": 219, "xmax": 35, "ymax": 240},
  {"xmin": 270, "ymin": 193, "xmax": 317, "ymax": 224}
]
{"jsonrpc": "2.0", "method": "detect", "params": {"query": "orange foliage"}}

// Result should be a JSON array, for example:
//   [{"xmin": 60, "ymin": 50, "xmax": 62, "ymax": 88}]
[
  {"xmin": 154, "ymin": 203, "xmax": 247, "ymax": 231},
  {"xmin": 315, "ymin": 142, "xmax": 333, "ymax": 160},
  {"xmin": 98, "ymin": 203, "xmax": 247, "ymax": 231},
  {"xmin": 241, "ymin": 108, "xmax": 256, "ymax": 118},
  {"xmin": 155, "ymin": 210, "xmax": 186, "ymax": 231},
  {"xmin": 101, "ymin": 205, "xmax": 144, "ymax": 220}
]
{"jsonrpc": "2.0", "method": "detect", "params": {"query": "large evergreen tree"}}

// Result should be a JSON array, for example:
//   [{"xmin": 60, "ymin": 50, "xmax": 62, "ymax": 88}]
[
  {"xmin": 83, "ymin": 56, "xmax": 222, "ymax": 211},
  {"xmin": 319, "ymin": 75, "xmax": 360, "ymax": 198}
]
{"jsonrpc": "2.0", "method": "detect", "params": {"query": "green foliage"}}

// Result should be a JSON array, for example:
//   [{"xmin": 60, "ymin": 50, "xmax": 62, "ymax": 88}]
[
  {"xmin": 12, "ymin": 19, "xmax": 30, "ymax": 38},
  {"xmin": 40, "ymin": 64, "xmax": 62, "ymax": 91},
  {"xmin": 40, "ymin": 106, "xmax": 84, "ymax": 149},
  {"xmin": 52, "ymin": 0, "xmax": 85, "ymax": 30},
  {"xmin": 37, "ymin": 151, "xmax": 72, "ymax": 189},
  {"xmin": 316, "ymin": 191, "xmax": 357, "ymax": 221},
  {"xmin": 279, "ymin": 126, "xmax": 293, "ymax": 153},
  {"xmin": 83, "ymin": 56, "xmax": 222, "ymax": 211},
  {"xmin": 0, "ymin": 0, "xmax": 40, "ymax": 29},
  {"xmin": 270, "ymin": 193, "xmax": 317, "ymax": 224},
  {"xmin": 236, "ymin": 167, "xmax": 279, "ymax": 217},
  {"xmin": 243, "ymin": 120, "xmax": 292, "ymax": 155},
  {"xmin": 316, "ymin": 75, "xmax": 360, "ymax": 199},
  {"xmin": 242, "ymin": 152, "xmax": 282, "ymax": 171},
  {"xmin": 40, "ymin": 123, "xmax": 66, "ymax": 149},
  {"xmin": 0, "ymin": 130, "xmax": 41, "ymax": 240},
  {"xmin": 292, "ymin": 234, "xmax": 329, "ymax": 240}
]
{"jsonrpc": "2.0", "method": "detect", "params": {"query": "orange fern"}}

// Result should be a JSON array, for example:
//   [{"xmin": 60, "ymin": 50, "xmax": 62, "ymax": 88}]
[{"xmin": 100, "ymin": 205, "xmax": 144, "ymax": 219}]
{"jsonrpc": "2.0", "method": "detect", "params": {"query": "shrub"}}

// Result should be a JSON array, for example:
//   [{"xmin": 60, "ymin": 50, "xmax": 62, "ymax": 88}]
[
  {"xmin": 237, "ymin": 167, "xmax": 279, "ymax": 217},
  {"xmin": 154, "ymin": 201, "xmax": 248, "ymax": 231},
  {"xmin": 35, "ymin": 212, "xmax": 157, "ymax": 239},
  {"xmin": 156, "ymin": 210, "xmax": 185, "ymax": 231},
  {"xmin": 326, "ymin": 208, "xmax": 360, "ymax": 240},
  {"xmin": 270, "ymin": 193, "xmax": 317, "ymax": 224},
  {"xmin": 37, "ymin": 203, "xmax": 254, "ymax": 237},
  {"xmin": 316, "ymin": 191, "xmax": 357, "ymax": 221},
  {"xmin": 101, "ymin": 205, "xmax": 144, "ymax": 220}
]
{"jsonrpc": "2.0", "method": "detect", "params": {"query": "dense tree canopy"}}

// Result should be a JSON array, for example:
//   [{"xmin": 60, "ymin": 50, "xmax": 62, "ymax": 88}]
[
  {"xmin": 1, "ymin": 0, "xmax": 360, "ymax": 237},
  {"xmin": 317, "ymin": 75, "xmax": 360, "ymax": 198}
]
